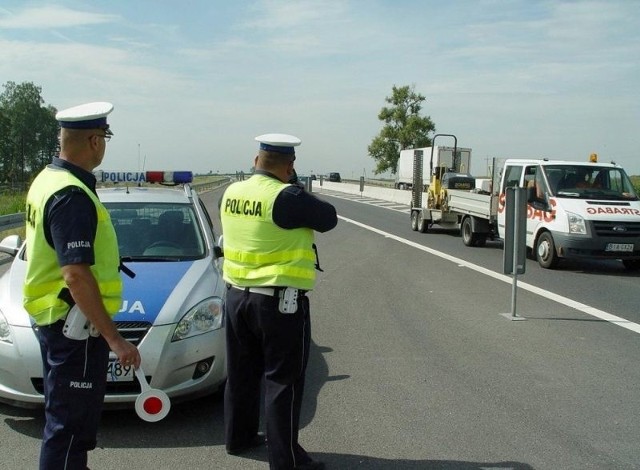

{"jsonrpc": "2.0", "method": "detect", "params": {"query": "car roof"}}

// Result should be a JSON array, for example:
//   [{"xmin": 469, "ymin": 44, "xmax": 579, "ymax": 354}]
[
  {"xmin": 504, "ymin": 159, "xmax": 620, "ymax": 169},
  {"xmin": 98, "ymin": 186, "xmax": 193, "ymax": 204}
]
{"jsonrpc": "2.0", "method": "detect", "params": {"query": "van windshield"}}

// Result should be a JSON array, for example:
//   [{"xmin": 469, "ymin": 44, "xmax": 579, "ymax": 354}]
[{"xmin": 542, "ymin": 165, "xmax": 638, "ymax": 201}]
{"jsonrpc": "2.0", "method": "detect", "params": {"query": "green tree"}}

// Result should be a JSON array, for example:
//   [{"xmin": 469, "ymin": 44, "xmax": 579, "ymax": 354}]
[
  {"xmin": 368, "ymin": 84, "xmax": 435, "ymax": 174},
  {"xmin": 0, "ymin": 81, "xmax": 58, "ymax": 185}
]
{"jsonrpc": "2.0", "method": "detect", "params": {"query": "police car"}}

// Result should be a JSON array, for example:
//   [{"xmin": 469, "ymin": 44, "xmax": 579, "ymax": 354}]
[{"xmin": 0, "ymin": 171, "xmax": 227, "ymax": 408}]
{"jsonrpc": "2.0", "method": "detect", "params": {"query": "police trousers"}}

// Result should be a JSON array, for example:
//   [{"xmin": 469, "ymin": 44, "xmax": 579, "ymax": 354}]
[
  {"xmin": 36, "ymin": 321, "xmax": 109, "ymax": 470},
  {"xmin": 224, "ymin": 286, "xmax": 314, "ymax": 470}
]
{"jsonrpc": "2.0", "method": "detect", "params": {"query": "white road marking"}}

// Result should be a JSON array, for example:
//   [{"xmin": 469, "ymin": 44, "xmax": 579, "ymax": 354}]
[
  {"xmin": 324, "ymin": 191, "xmax": 409, "ymax": 213},
  {"xmin": 339, "ymin": 215, "xmax": 640, "ymax": 335}
]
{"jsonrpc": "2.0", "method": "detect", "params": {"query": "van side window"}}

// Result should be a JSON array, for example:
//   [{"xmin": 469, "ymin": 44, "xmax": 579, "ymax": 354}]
[
  {"xmin": 523, "ymin": 166, "xmax": 537, "ymax": 188},
  {"xmin": 523, "ymin": 166, "xmax": 545, "ymax": 201}
]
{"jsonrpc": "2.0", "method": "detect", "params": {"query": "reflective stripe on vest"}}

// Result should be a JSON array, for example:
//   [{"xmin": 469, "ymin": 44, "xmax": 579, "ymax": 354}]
[
  {"xmin": 23, "ymin": 166, "xmax": 122, "ymax": 325},
  {"xmin": 220, "ymin": 174, "xmax": 316, "ymax": 290}
]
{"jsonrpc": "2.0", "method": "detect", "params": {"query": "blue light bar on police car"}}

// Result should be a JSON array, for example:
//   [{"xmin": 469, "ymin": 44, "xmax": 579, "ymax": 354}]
[
  {"xmin": 146, "ymin": 171, "xmax": 193, "ymax": 184},
  {"xmin": 95, "ymin": 171, "xmax": 193, "ymax": 184}
]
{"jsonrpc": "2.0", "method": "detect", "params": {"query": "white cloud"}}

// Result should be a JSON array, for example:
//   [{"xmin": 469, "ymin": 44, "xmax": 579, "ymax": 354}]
[
  {"xmin": 0, "ymin": 0, "xmax": 638, "ymax": 175},
  {"xmin": 0, "ymin": 5, "xmax": 118, "ymax": 29}
]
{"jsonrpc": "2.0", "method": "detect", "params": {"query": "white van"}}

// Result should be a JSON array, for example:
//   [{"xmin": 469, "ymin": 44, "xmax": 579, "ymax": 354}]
[{"xmin": 497, "ymin": 158, "xmax": 640, "ymax": 269}]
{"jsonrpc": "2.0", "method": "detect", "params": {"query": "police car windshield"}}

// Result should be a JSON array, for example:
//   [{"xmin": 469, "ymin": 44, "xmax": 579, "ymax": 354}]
[
  {"xmin": 105, "ymin": 203, "xmax": 206, "ymax": 260},
  {"xmin": 543, "ymin": 165, "xmax": 638, "ymax": 201}
]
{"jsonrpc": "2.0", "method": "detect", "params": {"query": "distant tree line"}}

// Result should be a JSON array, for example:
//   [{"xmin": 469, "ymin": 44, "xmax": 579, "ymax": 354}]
[{"xmin": 0, "ymin": 81, "xmax": 59, "ymax": 186}]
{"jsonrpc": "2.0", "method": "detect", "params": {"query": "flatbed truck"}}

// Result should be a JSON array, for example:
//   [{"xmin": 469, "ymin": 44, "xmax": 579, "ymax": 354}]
[{"xmin": 411, "ymin": 136, "xmax": 640, "ymax": 270}]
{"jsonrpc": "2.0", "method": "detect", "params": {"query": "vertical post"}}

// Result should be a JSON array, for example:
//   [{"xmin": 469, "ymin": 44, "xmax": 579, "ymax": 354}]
[
  {"xmin": 510, "ymin": 188, "xmax": 520, "ymax": 317},
  {"xmin": 502, "ymin": 187, "xmax": 527, "ymax": 321},
  {"xmin": 411, "ymin": 149, "xmax": 424, "ymax": 208}
]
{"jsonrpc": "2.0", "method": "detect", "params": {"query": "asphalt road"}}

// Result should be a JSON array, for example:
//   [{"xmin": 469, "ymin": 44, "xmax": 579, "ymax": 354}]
[{"xmin": 1, "ymin": 185, "xmax": 639, "ymax": 469}]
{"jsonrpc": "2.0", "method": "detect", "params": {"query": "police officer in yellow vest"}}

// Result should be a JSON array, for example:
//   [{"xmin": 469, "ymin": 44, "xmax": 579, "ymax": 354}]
[
  {"xmin": 221, "ymin": 134, "xmax": 337, "ymax": 470},
  {"xmin": 24, "ymin": 102, "xmax": 140, "ymax": 470}
]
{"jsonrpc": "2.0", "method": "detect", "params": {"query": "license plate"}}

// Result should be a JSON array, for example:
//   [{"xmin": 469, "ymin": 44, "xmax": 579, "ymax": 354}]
[
  {"xmin": 106, "ymin": 360, "xmax": 134, "ymax": 382},
  {"xmin": 605, "ymin": 243, "xmax": 634, "ymax": 252}
]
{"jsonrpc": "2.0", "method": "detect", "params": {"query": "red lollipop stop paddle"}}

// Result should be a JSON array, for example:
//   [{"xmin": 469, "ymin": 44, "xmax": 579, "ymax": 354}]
[{"xmin": 134, "ymin": 367, "xmax": 171, "ymax": 422}]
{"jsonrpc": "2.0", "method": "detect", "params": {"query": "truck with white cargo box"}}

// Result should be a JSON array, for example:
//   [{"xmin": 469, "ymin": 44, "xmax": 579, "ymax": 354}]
[
  {"xmin": 395, "ymin": 146, "xmax": 471, "ymax": 190},
  {"xmin": 410, "ymin": 135, "xmax": 640, "ymax": 270}
]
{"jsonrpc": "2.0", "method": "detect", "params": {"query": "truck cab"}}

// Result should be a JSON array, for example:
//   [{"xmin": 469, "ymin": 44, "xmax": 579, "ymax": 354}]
[{"xmin": 497, "ymin": 158, "xmax": 640, "ymax": 269}]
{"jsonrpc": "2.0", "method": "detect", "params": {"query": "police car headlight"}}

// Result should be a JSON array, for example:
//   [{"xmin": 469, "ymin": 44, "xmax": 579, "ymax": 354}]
[
  {"xmin": 567, "ymin": 211, "xmax": 586, "ymax": 234},
  {"xmin": 171, "ymin": 297, "xmax": 223, "ymax": 342},
  {"xmin": 0, "ymin": 310, "xmax": 12, "ymax": 344}
]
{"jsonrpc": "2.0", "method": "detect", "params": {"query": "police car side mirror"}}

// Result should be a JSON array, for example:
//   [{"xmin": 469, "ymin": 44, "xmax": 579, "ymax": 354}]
[{"xmin": 0, "ymin": 234, "xmax": 22, "ymax": 257}]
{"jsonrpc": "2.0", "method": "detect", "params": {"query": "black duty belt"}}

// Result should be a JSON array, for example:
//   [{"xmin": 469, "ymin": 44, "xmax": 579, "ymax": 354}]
[
  {"xmin": 228, "ymin": 285, "xmax": 307, "ymax": 297},
  {"xmin": 230, "ymin": 285, "xmax": 279, "ymax": 297}
]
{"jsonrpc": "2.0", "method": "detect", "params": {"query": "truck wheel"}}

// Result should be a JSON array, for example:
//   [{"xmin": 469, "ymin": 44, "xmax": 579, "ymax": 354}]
[
  {"xmin": 461, "ymin": 217, "xmax": 477, "ymax": 246},
  {"xmin": 418, "ymin": 212, "xmax": 428, "ymax": 233},
  {"xmin": 622, "ymin": 259, "xmax": 640, "ymax": 271},
  {"xmin": 536, "ymin": 232, "xmax": 559, "ymax": 269},
  {"xmin": 411, "ymin": 211, "xmax": 419, "ymax": 231}
]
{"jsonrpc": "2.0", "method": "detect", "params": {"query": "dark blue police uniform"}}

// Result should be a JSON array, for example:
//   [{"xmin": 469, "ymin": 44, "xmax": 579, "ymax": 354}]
[
  {"xmin": 35, "ymin": 157, "xmax": 108, "ymax": 469},
  {"xmin": 224, "ymin": 170, "xmax": 337, "ymax": 469}
]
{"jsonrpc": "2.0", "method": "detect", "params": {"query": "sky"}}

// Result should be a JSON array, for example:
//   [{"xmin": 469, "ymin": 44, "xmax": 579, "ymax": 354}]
[{"xmin": 0, "ymin": 0, "xmax": 639, "ymax": 178}]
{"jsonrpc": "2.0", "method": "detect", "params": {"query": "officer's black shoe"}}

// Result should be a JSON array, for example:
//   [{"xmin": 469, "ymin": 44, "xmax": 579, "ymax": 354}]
[
  {"xmin": 226, "ymin": 432, "xmax": 267, "ymax": 456},
  {"xmin": 294, "ymin": 461, "xmax": 325, "ymax": 470}
]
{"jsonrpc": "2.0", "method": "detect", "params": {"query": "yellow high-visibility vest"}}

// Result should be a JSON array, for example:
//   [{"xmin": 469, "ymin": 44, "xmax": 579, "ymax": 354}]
[
  {"xmin": 24, "ymin": 166, "xmax": 122, "ymax": 325},
  {"xmin": 220, "ymin": 174, "xmax": 316, "ymax": 290}
]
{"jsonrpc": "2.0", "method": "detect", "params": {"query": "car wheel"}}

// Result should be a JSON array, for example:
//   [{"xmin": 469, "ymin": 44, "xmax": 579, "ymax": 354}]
[
  {"xmin": 461, "ymin": 217, "xmax": 477, "ymax": 246},
  {"xmin": 418, "ymin": 212, "xmax": 428, "ymax": 233},
  {"xmin": 536, "ymin": 232, "xmax": 558, "ymax": 269},
  {"xmin": 411, "ymin": 211, "xmax": 419, "ymax": 231},
  {"xmin": 622, "ymin": 259, "xmax": 640, "ymax": 271}
]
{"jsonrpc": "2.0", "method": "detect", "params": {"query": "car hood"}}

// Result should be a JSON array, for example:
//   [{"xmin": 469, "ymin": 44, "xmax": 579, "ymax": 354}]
[
  {"xmin": 116, "ymin": 259, "xmax": 223, "ymax": 324},
  {"xmin": 555, "ymin": 198, "xmax": 640, "ymax": 220},
  {"xmin": 0, "ymin": 257, "xmax": 224, "ymax": 327}
]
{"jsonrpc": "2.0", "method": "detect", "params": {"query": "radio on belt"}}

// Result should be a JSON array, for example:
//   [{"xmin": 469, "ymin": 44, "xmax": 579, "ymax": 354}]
[
  {"xmin": 278, "ymin": 288, "xmax": 299, "ymax": 314},
  {"xmin": 63, "ymin": 305, "xmax": 99, "ymax": 340}
]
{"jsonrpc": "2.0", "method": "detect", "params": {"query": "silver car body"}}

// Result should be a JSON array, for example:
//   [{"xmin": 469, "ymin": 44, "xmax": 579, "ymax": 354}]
[{"xmin": 0, "ymin": 183, "xmax": 226, "ymax": 408}]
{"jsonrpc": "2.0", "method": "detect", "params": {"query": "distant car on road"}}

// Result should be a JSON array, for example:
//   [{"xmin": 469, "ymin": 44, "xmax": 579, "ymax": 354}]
[
  {"xmin": 0, "ymin": 171, "xmax": 227, "ymax": 408},
  {"xmin": 328, "ymin": 172, "xmax": 341, "ymax": 182}
]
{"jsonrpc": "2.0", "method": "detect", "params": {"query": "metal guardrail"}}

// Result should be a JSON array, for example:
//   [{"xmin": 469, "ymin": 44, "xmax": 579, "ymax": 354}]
[{"xmin": 0, "ymin": 212, "xmax": 26, "ymax": 231}]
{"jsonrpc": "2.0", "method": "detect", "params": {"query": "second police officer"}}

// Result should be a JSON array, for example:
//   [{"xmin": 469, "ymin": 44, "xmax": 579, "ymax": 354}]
[{"xmin": 220, "ymin": 133, "xmax": 337, "ymax": 470}]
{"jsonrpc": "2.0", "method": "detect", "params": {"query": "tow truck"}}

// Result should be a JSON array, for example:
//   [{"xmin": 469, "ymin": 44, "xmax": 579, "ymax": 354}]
[{"xmin": 410, "ymin": 136, "xmax": 640, "ymax": 270}]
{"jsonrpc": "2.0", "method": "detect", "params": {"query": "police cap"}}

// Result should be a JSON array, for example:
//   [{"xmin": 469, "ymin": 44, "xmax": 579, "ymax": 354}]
[
  {"xmin": 255, "ymin": 133, "xmax": 301, "ymax": 155},
  {"xmin": 56, "ymin": 102, "xmax": 114, "ymax": 135}
]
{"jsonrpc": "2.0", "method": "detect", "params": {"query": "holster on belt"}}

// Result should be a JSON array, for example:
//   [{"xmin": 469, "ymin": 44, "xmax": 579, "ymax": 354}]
[{"xmin": 58, "ymin": 288, "xmax": 99, "ymax": 340}]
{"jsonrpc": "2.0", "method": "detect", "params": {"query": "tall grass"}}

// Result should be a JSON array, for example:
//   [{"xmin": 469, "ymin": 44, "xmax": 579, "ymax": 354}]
[{"xmin": 0, "ymin": 192, "xmax": 26, "ymax": 216}]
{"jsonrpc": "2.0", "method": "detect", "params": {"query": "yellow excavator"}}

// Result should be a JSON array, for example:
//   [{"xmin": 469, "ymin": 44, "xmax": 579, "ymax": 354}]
[{"xmin": 410, "ymin": 134, "xmax": 475, "ymax": 232}]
